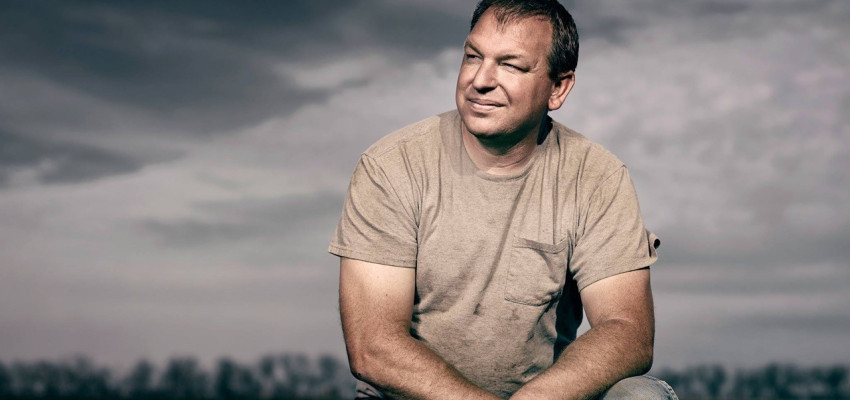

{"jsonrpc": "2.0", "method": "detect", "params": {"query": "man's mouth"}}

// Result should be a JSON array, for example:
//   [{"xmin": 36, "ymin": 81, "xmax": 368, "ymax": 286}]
[{"xmin": 468, "ymin": 98, "xmax": 503, "ymax": 112}]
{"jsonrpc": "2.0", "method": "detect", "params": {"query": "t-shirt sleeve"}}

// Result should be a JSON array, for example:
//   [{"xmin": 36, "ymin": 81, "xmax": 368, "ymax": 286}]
[
  {"xmin": 570, "ymin": 166, "xmax": 660, "ymax": 291},
  {"xmin": 328, "ymin": 154, "xmax": 418, "ymax": 268}
]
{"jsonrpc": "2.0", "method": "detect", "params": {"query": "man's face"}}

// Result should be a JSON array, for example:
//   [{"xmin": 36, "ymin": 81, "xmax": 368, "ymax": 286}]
[{"xmin": 456, "ymin": 9, "xmax": 562, "ymax": 141}]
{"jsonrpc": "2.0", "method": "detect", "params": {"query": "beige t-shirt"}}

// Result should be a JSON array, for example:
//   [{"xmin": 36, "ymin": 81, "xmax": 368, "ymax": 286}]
[{"xmin": 329, "ymin": 110, "xmax": 659, "ymax": 397}]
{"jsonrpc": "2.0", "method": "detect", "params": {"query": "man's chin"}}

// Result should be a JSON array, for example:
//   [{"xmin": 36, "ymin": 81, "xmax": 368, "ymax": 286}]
[
  {"xmin": 467, "ymin": 129, "xmax": 505, "ymax": 140},
  {"xmin": 462, "ymin": 123, "xmax": 503, "ymax": 139},
  {"xmin": 460, "ymin": 114, "xmax": 504, "ymax": 137}
]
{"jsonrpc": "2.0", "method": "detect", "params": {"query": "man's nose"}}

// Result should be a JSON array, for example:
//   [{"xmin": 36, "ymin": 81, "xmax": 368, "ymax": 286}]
[{"xmin": 472, "ymin": 62, "xmax": 497, "ymax": 92}]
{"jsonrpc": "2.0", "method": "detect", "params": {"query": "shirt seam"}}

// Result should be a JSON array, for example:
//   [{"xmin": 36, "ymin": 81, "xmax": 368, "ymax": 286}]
[
  {"xmin": 577, "ymin": 256, "xmax": 656, "ymax": 291},
  {"xmin": 576, "ymin": 164, "xmax": 628, "ymax": 245},
  {"xmin": 583, "ymin": 164, "xmax": 628, "ymax": 211},
  {"xmin": 328, "ymin": 244, "xmax": 417, "ymax": 268},
  {"xmin": 361, "ymin": 153, "xmax": 419, "ymax": 231}
]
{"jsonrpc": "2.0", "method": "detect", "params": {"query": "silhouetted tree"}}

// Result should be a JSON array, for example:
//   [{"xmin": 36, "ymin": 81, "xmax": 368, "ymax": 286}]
[
  {"xmin": 123, "ymin": 359, "xmax": 156, "ymax": 398},
  {"xmin": 34, "ymin": 360, "xmax": 61, "ymax": 397},
  {"xmin": 159, "ymin": 357, "xmax": 209, "ymax": 399},
  {"xmin": 215, "ymin": 358, "xmax": 237, "ymax": 399},
  {"xmin": 214, "ymin": 357, "xmax": 261, "ymax": 399},
  {"xmin": 0, "ymin": 361, "xmax": 10, "ymax": 398},
  {"xmin": 824, "ymin": 365, "xmax": 848, "ymax": 400},
  {"xmin": 761, "ymin": 363, "xmax": 795, "ymax": 399},
  {"xmin": 281, "ymin": 353, "xmax": 312, "ymax": 397},
  {"xmin": 694, "ymin": 364, "xmax": 726, "ymax": 399},
  {"xmin": 730, "ymin": 367, "xmax": 758, "ymax": 399},
  {"xmin": 674, "ymin": 367, "xmax": 696, "ymax": 398},
  {"xmin": 257, "ymin": 355, "xmax": 283, "ymax": 398},
  {"xmin": 316, "ymin": 355, "xmax": 345, "ymax": 398},
  {"xmin": 10, "ymin": 362, "xmax": 35, "ymax": 398},
  {"xmin": 69, "ymin": 355, "xmax": 115, "ymax": 398}
]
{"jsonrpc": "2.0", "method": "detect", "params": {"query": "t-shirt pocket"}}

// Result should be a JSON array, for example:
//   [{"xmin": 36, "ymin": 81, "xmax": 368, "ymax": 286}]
[{"xmin": 504, "ymin": 236, "xmax": 570, "ymax": 306}]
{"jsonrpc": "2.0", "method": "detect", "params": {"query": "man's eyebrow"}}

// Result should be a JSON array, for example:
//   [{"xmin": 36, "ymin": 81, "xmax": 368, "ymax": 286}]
[
  {"xmin": 464, "ymin": 40, "xmax": 481, "ymax": 54},
  {"xmin": 464, "ymin": 40, "xmax": 527, "ymax": 62}
]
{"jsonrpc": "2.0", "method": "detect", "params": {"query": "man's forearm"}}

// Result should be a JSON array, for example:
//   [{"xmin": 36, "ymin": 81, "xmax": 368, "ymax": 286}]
[
  {"xmin": 340, "ymin": 257, "xmax": 497, "ymax": 400},
  {"xmin": 350, "ymin": 332, "xmax": 501, "ymax": 400},
  {"xmin": 510, "ymin": 319, "xmax": 653, "ymax": 400}
]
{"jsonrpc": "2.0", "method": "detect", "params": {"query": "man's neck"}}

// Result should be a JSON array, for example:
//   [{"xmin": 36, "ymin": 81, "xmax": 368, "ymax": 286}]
[{"xmin": 462, "ymin": 118, "xmax": 550, "ymax": 176}]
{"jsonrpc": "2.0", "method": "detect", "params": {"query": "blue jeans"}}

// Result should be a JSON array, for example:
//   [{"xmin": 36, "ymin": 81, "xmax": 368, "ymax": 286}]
[{"xmin": 598, "ymin": 375, "xmax": 679, "ymax": 399}]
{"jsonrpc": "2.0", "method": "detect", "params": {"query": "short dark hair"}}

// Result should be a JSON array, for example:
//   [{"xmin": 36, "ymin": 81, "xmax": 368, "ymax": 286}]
[{"xmin": 470, "ymin": 0, "xmax": 579, "ymax": 81}]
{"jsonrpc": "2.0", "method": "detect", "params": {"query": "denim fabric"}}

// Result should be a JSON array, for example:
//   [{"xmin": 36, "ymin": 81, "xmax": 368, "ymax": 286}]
[{"xmin": 599, "ymin": 375, "xmax": 679, "ymax": 400}]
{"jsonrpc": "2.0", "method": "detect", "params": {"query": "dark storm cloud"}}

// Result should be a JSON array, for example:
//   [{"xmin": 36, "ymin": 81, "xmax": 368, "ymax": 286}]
[
  {"xmin": 0, "ymin": 130, "xmax": 141, "ymax": 186},
  {"xmin": 0, "ymin": 0, "xmax": 472, "ymax": 188},
  {"xmin": 0, "ymin": 1, "xmax": 470, "ymax": 129},
  {"xmin": 0, "ymin": 2, "xmax": 328, "ymax": 136}
]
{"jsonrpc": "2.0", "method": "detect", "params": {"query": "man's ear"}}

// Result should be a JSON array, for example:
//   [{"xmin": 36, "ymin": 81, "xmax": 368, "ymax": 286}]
[{"xmin": 548, "ymin": 71, "xmax": 575, "ymax": 111}]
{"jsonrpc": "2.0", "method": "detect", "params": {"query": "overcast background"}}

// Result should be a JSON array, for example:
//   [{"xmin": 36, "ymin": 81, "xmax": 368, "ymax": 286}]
[{"xmin": 1, "ymin": 0, "xmax": 848, "ymax": 372}]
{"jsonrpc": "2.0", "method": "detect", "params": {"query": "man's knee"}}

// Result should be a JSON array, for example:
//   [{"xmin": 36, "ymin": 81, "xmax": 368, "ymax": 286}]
[{"xmin": 599, "ymin": 375, "xmax": 679, "ymax": 400}]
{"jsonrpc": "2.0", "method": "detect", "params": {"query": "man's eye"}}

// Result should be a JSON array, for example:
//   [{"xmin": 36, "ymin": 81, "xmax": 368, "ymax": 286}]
[
  {"xmin": 465, "ymin": 54, "xmax": 479, "ymax": 60},
  {"xmin": 503, "ymin": 63, "xmax": 522, "ymax": 71}
]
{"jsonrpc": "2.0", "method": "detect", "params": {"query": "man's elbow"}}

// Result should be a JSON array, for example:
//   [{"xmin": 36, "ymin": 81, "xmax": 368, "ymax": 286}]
[
  {"xmin": 629, "ymin": 316, "xmax": 655, "ymax": 376},
  {"xmin": 605, "ymin": 317, "xmax": 655, "ymax": 375},
  {"xmin": 346, "ymin": 338, "xmax": 377, "ymax": 382},
  {"xmin": 616, "ymin": 318, "xmax": 654, "ymax": 376},
  {"xmin": 632, "ymin": 334, "xmax": 654, "ymax": 375},
  {"xmin": 636, "ymin": 344, "xmax": 654, "ymax": 375},
  {"xmin": 345, "ymin": 332, "xmax": 403, "ymax": 384},
  {"xmin": 347, "ymin": 346, "xmax": 367, "ymax": 382}
]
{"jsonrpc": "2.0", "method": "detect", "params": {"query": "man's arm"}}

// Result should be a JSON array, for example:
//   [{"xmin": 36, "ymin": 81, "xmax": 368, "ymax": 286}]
[
  {"xmin": 339, "ymin": 257, "xmax": 501, "ymax": 400},
  {"xmin": 510, "ymin": 268, "xmax": 655, "ymax": 400}
]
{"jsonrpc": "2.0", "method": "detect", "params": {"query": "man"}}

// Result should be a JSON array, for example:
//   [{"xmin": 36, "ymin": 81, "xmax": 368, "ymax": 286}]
[{"xmin": 328, "ymin": 1, "xmax": 676, "ymax": 399}]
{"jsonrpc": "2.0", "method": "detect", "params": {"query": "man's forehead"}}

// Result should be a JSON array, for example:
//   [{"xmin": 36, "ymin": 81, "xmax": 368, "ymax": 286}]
[{"xmin": 465, "ymin": 11, "xmax": 551, "ymax": 58}]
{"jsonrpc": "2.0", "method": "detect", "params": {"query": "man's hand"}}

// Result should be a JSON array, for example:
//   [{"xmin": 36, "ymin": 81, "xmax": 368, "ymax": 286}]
[
  {"xmin": 510, "ymin": 268, "xmax": 655, "ymax": 400},
  {"xmin": 339, "ymin": 257, "xmax": 501, "ymax": 400}
]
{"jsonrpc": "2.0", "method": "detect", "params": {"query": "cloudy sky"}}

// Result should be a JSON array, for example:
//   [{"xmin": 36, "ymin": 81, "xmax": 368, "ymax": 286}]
[{"xmin": 1, "ymin": 0, "xmax": 848, "ymax": 371}]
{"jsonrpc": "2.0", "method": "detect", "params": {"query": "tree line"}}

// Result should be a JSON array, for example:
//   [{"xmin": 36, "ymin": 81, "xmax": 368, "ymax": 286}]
[
  {"xmin": 656, "ymin": 363, "xmax": 849, "ymax": 400},
  {"xmin": 0, "ymin": 354, "xmax": 847, "ymax": 399},
  {"xmin": 0, "ymin": 354, "xmax": 354, "ymax": 399}
]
